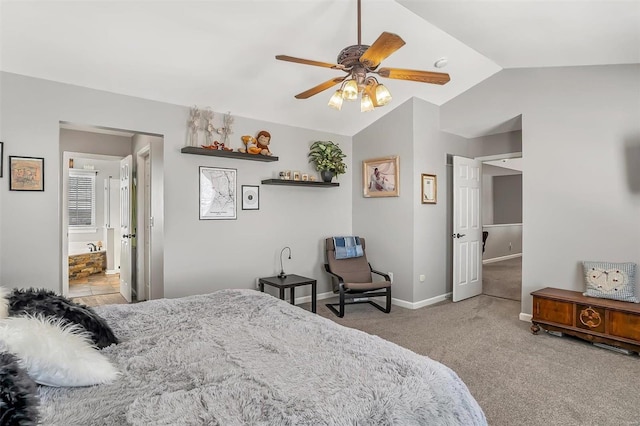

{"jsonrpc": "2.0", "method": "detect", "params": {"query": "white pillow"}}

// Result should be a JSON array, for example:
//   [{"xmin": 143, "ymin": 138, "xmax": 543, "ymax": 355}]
[
  {"xmin": 0, "ymin": 315, "xmax": 120, "ymax": 387},
  {"xmin": 0, "ymin": 286, "xmax": 9, "ymax": 318}
]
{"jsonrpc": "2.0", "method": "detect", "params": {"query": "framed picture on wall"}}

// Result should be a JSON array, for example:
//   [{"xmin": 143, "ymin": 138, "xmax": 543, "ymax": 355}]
[
  {"xmin": 9, "ymin": 156, "xmax": 45, "ymax": 191},
  {"xmin": 241, "ymin": 185, "xmax": 259, "ymax": 210},
  {"xmin": 421, "ymin": 173, "xmax": 437, "ymax": 204},
  {"xmin": 363, "ymin": 156, "xmax": 399, "ymax": 198},
  {"xmin": 199, "ymin": 166, "xmax": 237, "ymax": 220}
]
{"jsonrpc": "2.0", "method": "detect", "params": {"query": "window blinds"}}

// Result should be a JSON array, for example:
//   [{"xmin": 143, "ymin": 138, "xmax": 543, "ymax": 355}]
[{"xmin": 69, "ymin": 170, "xmax": 96, "ymax": 227}]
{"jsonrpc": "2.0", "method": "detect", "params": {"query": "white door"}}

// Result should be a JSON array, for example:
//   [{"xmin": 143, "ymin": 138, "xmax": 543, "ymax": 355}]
[
  {"xmin": 119, "ymin": 155, "xmax": 133, "ymax": 303},
  {"xmin": 452, "ymin": 156, "xmax": 483, "ymax": 302}
]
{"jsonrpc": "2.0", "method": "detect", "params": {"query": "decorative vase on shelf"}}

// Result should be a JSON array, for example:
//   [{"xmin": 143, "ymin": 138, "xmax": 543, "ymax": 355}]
[{"xmin": 321, "ymin": 170, "xmax": 334, "ymax": 183}]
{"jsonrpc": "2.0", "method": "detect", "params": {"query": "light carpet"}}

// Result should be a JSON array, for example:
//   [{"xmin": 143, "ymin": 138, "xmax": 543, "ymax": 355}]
[{"xmin": 313, "ymin": 294, "xmax": 640, "ymax": 426}]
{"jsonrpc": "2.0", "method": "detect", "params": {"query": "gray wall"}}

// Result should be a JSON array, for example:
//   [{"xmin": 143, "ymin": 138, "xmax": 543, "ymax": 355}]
[
  {"xmin": 352, "ymin": 100, "xmax": 415, "ymax": 303},
  {"xmin": 441, "ymin": 64, "xmax": 640, "ymax": 315},
  {"xmin": 351, "ymin": 98, "xmax": 468, "ymax": 304},
  {"xmin": 493, "ymin": 174, "xmax": 522, "ymax": 224},
  {"xmin": 482, "ymin": 224, "xmax": 523, "ymax": 260},
  {"xmin": 0, "ymin": 72, "xmax": 352, "ymax": 300},
  {"xmin": 468, "ymin": 130, "xmax": 522, "ymax": 158}
]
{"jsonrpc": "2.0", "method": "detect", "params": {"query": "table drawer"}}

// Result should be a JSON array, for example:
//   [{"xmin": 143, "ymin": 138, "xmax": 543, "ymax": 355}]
[
  {"xmin": 534, "ymin": 297, "xmax": 573, "ymax": 326},
  {"xmin": 608, "ymin": 311, "xmax": 640, "ymax": 341}
]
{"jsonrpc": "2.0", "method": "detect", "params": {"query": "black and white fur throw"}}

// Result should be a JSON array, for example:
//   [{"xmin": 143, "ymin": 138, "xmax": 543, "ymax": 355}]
[
  {"xmin": 0, "ymin": 352, "xmax": 39, "ymax": 426},
  {"xmin": 7, "ymin": 288, "xmax": 118, "ymax": 349}
]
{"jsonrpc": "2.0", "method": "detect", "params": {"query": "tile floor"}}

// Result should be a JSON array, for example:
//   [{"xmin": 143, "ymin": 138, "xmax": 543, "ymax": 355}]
[{"xmin": 69, "ymin": 272, "xmax": 120, "ymax": 298}]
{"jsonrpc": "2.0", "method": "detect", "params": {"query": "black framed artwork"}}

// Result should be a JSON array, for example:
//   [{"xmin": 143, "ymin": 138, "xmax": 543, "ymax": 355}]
[
  {"xmin": 0, "ymin": 142, "xmax": 3, "ymax": 178},
  {"xmin": 241, "ymin": 185, "xmax": 260, "ymax": 210}
]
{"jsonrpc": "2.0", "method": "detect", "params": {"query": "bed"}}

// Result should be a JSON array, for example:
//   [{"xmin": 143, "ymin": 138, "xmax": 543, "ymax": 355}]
[{"xmin": 36, "ymin": 289, "xmax": 486, "ymax": 425}]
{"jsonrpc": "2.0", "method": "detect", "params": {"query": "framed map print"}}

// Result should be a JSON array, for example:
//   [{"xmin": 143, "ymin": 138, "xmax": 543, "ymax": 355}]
[{"xmin": 199, "ymin": 166, "xmax": 237, "ymax": 220}]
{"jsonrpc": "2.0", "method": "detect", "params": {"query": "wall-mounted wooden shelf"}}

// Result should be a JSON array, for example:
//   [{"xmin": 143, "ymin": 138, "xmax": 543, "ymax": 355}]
[
  {"xmin": 261, "ymin": 179, "xmax": 339, "ymax": 187},
  {"xmin": 181, "ymin": 146, "xmax": 279, "ymax": 162}
]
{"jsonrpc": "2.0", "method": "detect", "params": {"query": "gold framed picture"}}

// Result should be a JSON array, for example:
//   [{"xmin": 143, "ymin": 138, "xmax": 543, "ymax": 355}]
[
  {"xmin": 9, "ymin": 156, "xmax": 44, "ymax": 191},
  {"xmin": 363, "ymin": 156, "xmax": 399, "ymax": 198},
  {"xmin": 421, "ymin": 173, "xmax": 437, "ymax": 204}
]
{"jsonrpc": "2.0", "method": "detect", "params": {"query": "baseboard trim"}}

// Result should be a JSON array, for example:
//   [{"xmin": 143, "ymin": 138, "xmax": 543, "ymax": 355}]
[
  {"xmin": 392, "ymin": 293, "xmax": 452, "ymax": 310},
  {"xmin": 483, "ymin": 253, "xmax": 522, "ymax": 264},
  {"xmin": 519, "ymin": 312, "xmax": 532, "ymax": 322},
  {"xmin": 105, "ymin": 270, "xmax": 119, "ymax": 275},
  {"xmin": 294, "ymin": 291, "xmax": 336, "ymax": 305},
  {"xmin": 296, "ymin": 291, "xmax": 452, "ymax": 310}
]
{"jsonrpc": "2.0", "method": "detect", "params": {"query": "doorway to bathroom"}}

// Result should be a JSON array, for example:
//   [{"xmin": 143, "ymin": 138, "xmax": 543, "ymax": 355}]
[
  {"xmin": 60, "ymin": 123, "xmax": 164, "ymax": 305},
  {"xmin": 65, "ymin": 153, "xmax": 123, "ymax": 299}
]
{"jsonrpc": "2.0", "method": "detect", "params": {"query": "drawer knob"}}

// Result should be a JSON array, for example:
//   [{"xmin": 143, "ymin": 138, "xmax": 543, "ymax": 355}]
[{"xmin": 579, "ymin": 307, "xmax": 601, "ymax": 328}]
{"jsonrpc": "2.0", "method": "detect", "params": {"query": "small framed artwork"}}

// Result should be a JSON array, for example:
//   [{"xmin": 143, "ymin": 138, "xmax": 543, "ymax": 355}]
[
  {"xmin": 242, "ymin": 185, "xmax": 260, "ymax": 210},
  {"xmin": 363, "ymin": 156, "xmax": 399, "ymax": 198},
  {"xmin": 199, "ymin": 166, "xmax": 237, "ymax": 220},
  {"xmin": 421, "ymin": 173, "xmax": 437, "ymax": 204},
  {"xmin": 293, "ymin": 171, "xmax": 301, "ymax": 181},
  {"xmin": 9, "ymin": 156, "xmax": 45, "ymax": 191},
  {"xmin": 0, "ymin": 142, "xmax": 4, "ymax": 177}
]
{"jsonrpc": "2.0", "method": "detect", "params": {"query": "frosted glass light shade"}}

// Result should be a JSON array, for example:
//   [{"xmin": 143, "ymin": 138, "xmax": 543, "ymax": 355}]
[
  {"xmin": 342, "ymin": 80, "xmax": 358, "ymax": 101},
  {"xmin": 328, "ymin": 90, "xmax": 344, "ymax": 110},
  {"xmin": 361, "ymin": 93, "xmax": 374, "ymax": 112},
  {"xmin": 375, "ymin": 84, "xmax": 392, "ymax": 105}
]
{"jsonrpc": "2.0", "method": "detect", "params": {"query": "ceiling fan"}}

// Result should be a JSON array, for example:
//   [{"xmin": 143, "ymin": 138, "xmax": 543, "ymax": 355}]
[{"xmin": 275, "ymin": 0, "xmax": 450, "ymax": 111}]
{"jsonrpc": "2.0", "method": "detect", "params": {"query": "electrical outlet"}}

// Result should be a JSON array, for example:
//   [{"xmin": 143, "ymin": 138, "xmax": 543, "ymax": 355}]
[
  {"xmin": 509, "ymin": 242, "xmax": 512, "ymax": 251},
  {"xmin": 388, "ymin": 272, "xmax": 393, "ymax": 283},
  {"xmin": 419, "ymin": 274, "xmax": 426, "ymax": 282},
  {"xmin": 255, "ymin": 277, "xmax": 261, "ymax": 289}
]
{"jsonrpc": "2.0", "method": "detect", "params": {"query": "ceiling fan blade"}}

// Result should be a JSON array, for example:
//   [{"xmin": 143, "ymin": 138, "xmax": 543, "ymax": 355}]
[
  {"xmin": 377, "ymin": 67, "xmax": 450, "ymax": 85},
  {"xmin": 276, "ymin": 55, "xmax": 341, "ymax": 69},
  {"xmin": 359, "ymin": 32, "xmax": 406, "ymax": 69},
  {"xmin": 294, "ymin": 77, "xmax": 346, "ymax": 99}
]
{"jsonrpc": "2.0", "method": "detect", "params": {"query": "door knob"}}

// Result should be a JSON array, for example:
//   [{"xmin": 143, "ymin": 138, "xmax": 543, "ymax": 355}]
[{"xmin": 452, "ymin": 233, "xmax": 466, "ymax": 239}]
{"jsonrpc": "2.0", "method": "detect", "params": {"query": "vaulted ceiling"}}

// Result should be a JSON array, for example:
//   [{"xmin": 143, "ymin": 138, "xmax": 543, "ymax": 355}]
[{"xmin": 1, "ymin": 1, "xmax": 638, "ymax": 136}]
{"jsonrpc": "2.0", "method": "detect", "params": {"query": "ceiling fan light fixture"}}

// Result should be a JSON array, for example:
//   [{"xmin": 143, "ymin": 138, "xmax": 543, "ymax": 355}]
[
  {"xmin": 361, "ymin": 93, "xmax": 374, "ymax": 112},
  {"xmin": 328, "ymin": 90, "xmax": 344, "ymax": 110},
  {"xmin": 342, "ymin": 79, "xmax": 359, "ymax": 101},
  {"xmin": 375, "ymin": 84, "xmax": 392, "ymax": 106}
]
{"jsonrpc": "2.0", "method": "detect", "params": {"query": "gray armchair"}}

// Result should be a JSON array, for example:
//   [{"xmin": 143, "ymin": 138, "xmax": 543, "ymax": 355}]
[{"xmin": 323, "ymin": 237, "xmax": 391, "ymax": 318}]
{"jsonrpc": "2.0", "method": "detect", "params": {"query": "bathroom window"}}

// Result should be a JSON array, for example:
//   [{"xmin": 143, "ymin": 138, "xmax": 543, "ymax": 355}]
[{"xmin": 69, "ymin": 170, "xmax": 96, "ymax": 230}]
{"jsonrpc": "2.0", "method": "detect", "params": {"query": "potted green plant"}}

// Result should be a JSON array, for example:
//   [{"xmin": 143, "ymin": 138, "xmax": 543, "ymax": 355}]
[{"xmin": 308, "ymin": 141, "xmax": 347, "ymax": 182}]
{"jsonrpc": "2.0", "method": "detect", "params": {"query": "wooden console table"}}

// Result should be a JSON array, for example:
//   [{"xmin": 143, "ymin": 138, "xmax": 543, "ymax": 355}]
[{"xmin": 531, "ymin": 287, "xmax": 640, "ymax": 353}]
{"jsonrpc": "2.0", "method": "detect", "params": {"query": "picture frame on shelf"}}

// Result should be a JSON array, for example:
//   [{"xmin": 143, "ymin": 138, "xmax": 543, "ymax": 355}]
[
  {"xmin": 421, "ymin": 174, "xmax": 437, "ymax": 204},
  {"xmin": 199, "ymin": 166, "xmax": 237, "ymax": 220},
  {"xmin": 9, "ymin": 156, "xmax": 44, "ymax": 191},
  {"xmin": 363, "ymin": 156, "xmax": 399, "ymax": 198},
  {"xmin": 241, "ymin": 185, "xmax": 260, "ymax": 210}
]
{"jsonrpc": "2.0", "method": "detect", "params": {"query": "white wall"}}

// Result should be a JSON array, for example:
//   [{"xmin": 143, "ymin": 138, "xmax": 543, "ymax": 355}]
[
  {"xmin": 441, "ymin": 64, "xmax": 640, "ymax": 315},
  {"xmin": 0, "ymin": 72, "xmax": 352, "ymax": 299}
]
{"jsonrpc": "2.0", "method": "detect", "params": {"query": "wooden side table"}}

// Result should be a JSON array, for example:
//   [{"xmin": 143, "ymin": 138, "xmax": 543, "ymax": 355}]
[{"xmin": 259, "ymin": 274, "xmax": 317, "ymax": 313}]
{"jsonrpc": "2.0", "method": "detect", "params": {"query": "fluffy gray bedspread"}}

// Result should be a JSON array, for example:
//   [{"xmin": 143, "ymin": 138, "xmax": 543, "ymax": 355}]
[{"xmin": 38, "ymin": 289, "xmax": 486, "ymax": 425}]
